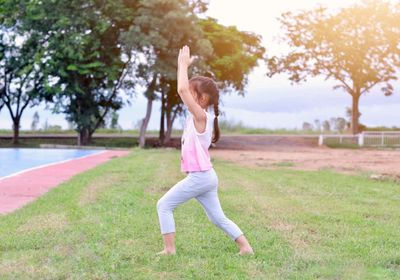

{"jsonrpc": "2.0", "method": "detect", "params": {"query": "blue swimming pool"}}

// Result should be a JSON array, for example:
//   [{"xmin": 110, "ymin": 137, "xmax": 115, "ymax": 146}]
[{"xmin": 0, "ymin": 148, "xmax": 103, "ymax": 178}]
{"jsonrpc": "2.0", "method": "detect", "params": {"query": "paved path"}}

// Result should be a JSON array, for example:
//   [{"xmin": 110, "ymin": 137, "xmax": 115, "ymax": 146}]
[{"xmin": 0, "ymin": 150, "xmax": 130, "ymax": 215}]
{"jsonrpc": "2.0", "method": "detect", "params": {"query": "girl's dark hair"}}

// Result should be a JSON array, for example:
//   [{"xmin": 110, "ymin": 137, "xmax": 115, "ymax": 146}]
[{"xmin": 189, "ymin": 76, "xmax": 220, "ymax": 143}]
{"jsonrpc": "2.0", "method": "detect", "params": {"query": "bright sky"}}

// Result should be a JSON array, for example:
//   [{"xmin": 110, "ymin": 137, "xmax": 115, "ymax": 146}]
[{"xmin": 1, "ymin": 0, "xmax": 399, "ymax": 130}]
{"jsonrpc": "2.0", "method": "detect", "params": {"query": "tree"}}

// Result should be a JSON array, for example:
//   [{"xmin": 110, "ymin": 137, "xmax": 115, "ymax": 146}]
[
  {"xmin": 345, "ymin": 106, "xmax": 365, "ymax": 132},
  {"xmin": 12, "ymin": 0, "xmax": 139, "ymax": 145},
  {"xmin": 156, "ymin": 17, "xmax": 266, "ymax": 145},
  {"xmin": 322, "ymin": 120, "xmax": 331, "ymax": 132},
  {"xmin": 314, "ymin": 119, "xmax": 321, "ymax": 132},
  {"xmin": 122, "ymin": 0, "xmax": 213, "ymax": 147},
  {"xmin": 335, "ymin": 117, "xmax": 347, "ymax": 131},
  {"xmin": 200, "ymin": 18, "xmax": 265, "ymax": 94},
  {"xmin": 0, "ymin": 26, "xmax": 45, "ymax": 144},
  {"xmin": 302, "ymin": 122, "xmax": 313, "ymax": 131},
  {"xmin": 161, "ymin": 16, "xmax": 265, "ymax": 144},
  {"xmin": 31, "ymin": 111, "xmax": 40, "ymax": 131},
  {"xmin": 267, "ymin": 0, "xmax": 400, "ymax": 134},
  {"xmin": 110, "ymin": 109, "xmax": 119, "ymax": 129}
]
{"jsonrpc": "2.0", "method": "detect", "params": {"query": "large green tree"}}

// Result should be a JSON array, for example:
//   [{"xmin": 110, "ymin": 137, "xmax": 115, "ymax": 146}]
[
  {"xmin": 160, "ymin": 17, "xmax": 265, "ymax": 144},
  {"xmin": 267, "ymin": 0, "xmax": 400, "ymax": 134},
  {"xmin": 10, "ymin": 0, "xmax": 139, "ymax": 145},
  {"xmin": 0, "ymin": 26, "xmax": 45, "ymax": 144},
  {"xmin": 158, "ymin": 17, "xmax": 265, "ymax": 144},
  {"xmin": 121, "ymin": 0, "xmax": 212, "ymax": 147},
  {"xmin": 200, "ymin": 18, "xmax": 265, "ymax": 94}
]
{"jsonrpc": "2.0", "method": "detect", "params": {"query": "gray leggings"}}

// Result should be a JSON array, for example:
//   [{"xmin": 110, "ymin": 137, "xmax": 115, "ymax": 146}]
[{"xmin": 156, "ymin": 168, "xmax": 243, "ymax": 241}]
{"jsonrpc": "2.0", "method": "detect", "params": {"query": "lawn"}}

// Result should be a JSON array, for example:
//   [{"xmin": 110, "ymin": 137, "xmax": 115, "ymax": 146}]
[{"xmin": 0, "ymin": 148, "xmax": 399, "ymax": 279}]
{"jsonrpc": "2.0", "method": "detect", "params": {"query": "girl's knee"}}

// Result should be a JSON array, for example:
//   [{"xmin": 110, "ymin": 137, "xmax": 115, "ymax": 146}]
[
  {"xmin": 157, "ymin": 197, "xmax": 174, "ymax": 213},
  {"xmin": 156, "ymin": 198, "xmax": 166, "ymax": 211}
]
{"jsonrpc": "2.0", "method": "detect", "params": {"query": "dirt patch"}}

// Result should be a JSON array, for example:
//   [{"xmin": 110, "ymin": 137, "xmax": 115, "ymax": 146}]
[
  {"xmin": 211, "ymin": 136, "xmax": 400, "ymax": 178},
  {"xmin": 17, "ymin": 213, "xmax": 68, "ymax": 233},
  {"xmin": 214, "ymin": 135, "xmax": 318, "ymax": 150},
  {"xmin": 0, "ymin": 255, "xmax": 36, "ymax": 275},
  {"xmin": 52, "ymin": 244, "xmax": 75, "ymax": 257},
  {"xmin": 145, "ymin": 185, "xmax": 172, "ymax": 195}
]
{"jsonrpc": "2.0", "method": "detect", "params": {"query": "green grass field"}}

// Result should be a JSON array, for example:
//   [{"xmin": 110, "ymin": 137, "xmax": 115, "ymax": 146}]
[{"xmin": 0, "ymin": 148, "xmax": 399, "ymax": 279}]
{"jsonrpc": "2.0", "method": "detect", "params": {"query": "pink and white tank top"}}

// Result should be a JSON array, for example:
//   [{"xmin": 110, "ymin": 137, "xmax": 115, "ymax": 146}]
[{"xmin": 180, "ymin": 109, "xmax": 214, "ymax": 172}]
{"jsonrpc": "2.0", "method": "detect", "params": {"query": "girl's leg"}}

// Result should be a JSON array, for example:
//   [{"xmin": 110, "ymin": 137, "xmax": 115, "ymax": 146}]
[
  {"xmin": 195, "ymin": 188, "xmax": 254, "ymax": 255},
  {"xmin": 156, "ymin": 175, "xmax": 205, "ymax": 254}
]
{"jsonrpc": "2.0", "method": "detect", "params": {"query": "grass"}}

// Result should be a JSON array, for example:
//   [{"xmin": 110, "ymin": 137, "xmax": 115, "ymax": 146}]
[
  {"xmin": 0, "ymin": 148, "xmax": 399, "ymax": 279},
  {"xmin": 271, "ymin": 161, "xmax": 296, "ymax": 167}
]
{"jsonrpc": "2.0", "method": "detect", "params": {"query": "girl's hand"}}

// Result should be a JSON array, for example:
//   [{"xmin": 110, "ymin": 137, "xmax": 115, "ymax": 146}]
[{"xmin": 178, "ymin": 45, "xmax": 196, "ymax": 68}]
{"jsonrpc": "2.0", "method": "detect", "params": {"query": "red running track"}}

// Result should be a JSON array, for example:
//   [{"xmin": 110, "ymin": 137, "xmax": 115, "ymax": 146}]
[{"xmin": 0, "ymin": 150, "xmax": 130, "ymax": 215}]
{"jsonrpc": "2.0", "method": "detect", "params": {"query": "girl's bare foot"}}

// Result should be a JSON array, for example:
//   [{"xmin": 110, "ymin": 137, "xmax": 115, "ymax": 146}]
[
  {"xmin": 156, "ymin": 249, "xmax": 176, "ymax": 256},
  {"xmin": 235, "ymin": 234, "xmax": 254, "ymax": 256},
  {"xmin": 238, "ymin": 247, "xmax": 254, "ymax": 256},
  {"xmin": 156, "ymin": 233, "xmax": 176, "ymax": 256}
]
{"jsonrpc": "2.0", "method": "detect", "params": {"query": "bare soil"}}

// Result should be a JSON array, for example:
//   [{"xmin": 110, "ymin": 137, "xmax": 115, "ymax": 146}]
[{"xmin": 210, "ymin": 135, "xmax": 400, "ymax": 180}]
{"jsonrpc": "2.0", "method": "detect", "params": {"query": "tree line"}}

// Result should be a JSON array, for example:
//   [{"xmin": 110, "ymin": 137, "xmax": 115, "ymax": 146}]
[
  {"xmin": 0, "ymin": 0, "xmax": 265, "ymax": 146},
  {"xmin": 1, "ymin": 0, "xmax": 399, "ymax": 146}
]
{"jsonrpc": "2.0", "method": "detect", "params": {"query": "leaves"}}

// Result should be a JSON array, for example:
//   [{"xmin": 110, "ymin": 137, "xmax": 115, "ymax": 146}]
[
  {"xmin": 200, "ymin": 17, "xmax": 265, "ymax": 93},
  {"xmin": 266, "ymin": 0, "xmax": 400, "ymax": 134},
  {"xmin": 1, "ymin": 0, "xmax": 266, "ymax": 144},
  {"xmin": 267, "ymin": 0, "xmax": 400, "ymax": 97}
]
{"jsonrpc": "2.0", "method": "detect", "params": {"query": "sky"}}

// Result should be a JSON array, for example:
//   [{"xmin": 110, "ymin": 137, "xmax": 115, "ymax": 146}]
[{"xmin": 1, "ymin": 0, "xmax": 399, "ymax": 131}]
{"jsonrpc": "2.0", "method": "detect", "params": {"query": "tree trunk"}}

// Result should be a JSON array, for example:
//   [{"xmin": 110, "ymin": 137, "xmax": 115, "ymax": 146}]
[
  {"xmin": 12, "ymin": 117, "xmax": 20, "ymax": 145},
  {"xmin": 139, "ymin": 97, "xmax": 153, "ymax": 148},
  {"xmin": 159, "ymin": 91, "xmax": 165, "ymax": 145},
  {"xmin": 351, "ymin": 93, "xmax": 360, "ymax": 135},
  {"xmin": 164, "ymin": 110, "xmax": 172, "ymax": 144},
  {"xmin": 88, "ymin": 130, "xmax": 93, "ymax": 143},
  {"xmin": 78, "ymin": 128, "xmax": 90, "ymax": 146},
  {"xmin": 165, "ymin": 106, "xmax": 179, "ymax": 144}
]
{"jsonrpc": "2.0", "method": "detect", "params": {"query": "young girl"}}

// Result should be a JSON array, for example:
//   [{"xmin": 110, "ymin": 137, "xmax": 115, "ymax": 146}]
[{"xmin": 156, "ymin": 45, "xmax": 254, "ymax": 256}]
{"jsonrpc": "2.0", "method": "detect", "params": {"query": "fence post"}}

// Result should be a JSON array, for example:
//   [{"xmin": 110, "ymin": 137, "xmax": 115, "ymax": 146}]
[
  {"xmin": 318, "ymin": 135, "xmax": 324, "ymax": 146},
  {"xmin": 358, "ymin": 133, "xmax": 364, "ymax": 147}
]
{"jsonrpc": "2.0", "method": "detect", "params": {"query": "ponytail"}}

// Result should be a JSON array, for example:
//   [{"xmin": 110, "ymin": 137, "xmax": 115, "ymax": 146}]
[
  {"xmin": 189, "ymin": 75, "xmax": 220, "ymax": 143},
  {"xmin": 212, "ymin": 101, "xmax": 220, "ymax": 143}
]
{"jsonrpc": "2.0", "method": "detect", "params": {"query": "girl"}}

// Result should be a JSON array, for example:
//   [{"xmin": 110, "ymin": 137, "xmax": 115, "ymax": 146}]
[{"xmin": 156, "ymin": 45, "xmax": 254, "ymax": 256}]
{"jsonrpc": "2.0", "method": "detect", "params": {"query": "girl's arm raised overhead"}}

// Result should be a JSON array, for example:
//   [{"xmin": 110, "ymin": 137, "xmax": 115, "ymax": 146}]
[{"xmin": 177, "ymin": 46, "xmax": 206, "ymax": 123}]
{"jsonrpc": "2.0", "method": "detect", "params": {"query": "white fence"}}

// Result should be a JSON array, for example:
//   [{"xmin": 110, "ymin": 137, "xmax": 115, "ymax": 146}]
[{"xmin": 318, "ymin": 131, "xmax": 400, "ymax": 147}]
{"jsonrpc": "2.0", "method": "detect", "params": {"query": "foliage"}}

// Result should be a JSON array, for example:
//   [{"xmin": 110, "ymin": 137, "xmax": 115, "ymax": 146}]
[
  {"xmin": 122, "ymin": 1, "xmax": 266, "ymax": 145},
  {"xmin": 200, "ymin": 17, "xmax": 265, "ymax": 94},
  {"xmin": 267, "ymin": 0, "xmax": 400, "ymax": 134},
  {"xmin": 3, "ymin": 0, "xmax": 139, "ymax": 144},
  {"xmin": 121, "ymin": 0, "xmax": 213, "ymax": 144},
  {"xmin": 0, "ymin": 23, "xmax": 46, "ymax": 143}
]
